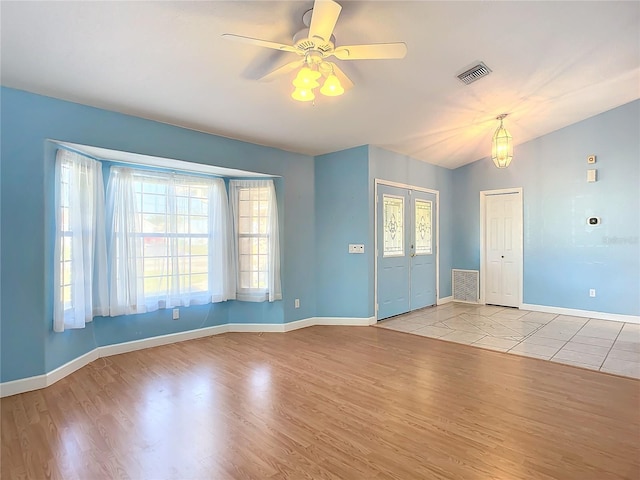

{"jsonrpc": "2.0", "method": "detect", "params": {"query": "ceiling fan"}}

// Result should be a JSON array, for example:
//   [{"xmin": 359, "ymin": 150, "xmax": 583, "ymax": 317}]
[{"xmin": 222, "ymin": 0, "xmax": 407, "ymax": 101}]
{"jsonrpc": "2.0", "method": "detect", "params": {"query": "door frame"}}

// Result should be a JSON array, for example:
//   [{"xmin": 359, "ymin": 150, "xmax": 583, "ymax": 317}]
[
  {"xmin": 374, "ymin": 179, "xmax": 440, "ymax": 320},
  {"xmin": 479, "ymin": 187, "xmax": 523, "ymax": 307}
]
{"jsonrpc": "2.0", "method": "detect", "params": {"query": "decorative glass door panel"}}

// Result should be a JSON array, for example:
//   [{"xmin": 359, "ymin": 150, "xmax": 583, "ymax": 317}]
[
  {"xmin": 415, "ymin": 199, "xmax": 432, "ymax": 255},
  {"xmin": 383, "ymin": 195, "xmax": 404, "ymax": 257}
]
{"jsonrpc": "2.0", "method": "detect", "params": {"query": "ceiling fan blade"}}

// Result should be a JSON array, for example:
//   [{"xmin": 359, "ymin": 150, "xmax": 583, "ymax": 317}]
[
  {"xmin": 259, "ymin": 59, "xmax": 305, "ymax": 82},
  {"xmin": 309, "ymin": 0, "xmax": 342, "ymax": 42},
  {"xmin": 333, "ymin": 42, "xmax": 407, "ymax": 60},
  {"xmin": 327, "ymin": 62, "xmax": 354, "ymax": 91},
  {"xmin": 221, "ymin": 34, "xmax": 298, "ymax": 54}
]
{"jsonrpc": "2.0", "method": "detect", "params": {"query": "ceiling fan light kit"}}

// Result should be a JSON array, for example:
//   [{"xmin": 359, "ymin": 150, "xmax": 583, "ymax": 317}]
[
  {"xmin": 291, "ymin": 58, "xmax": 344, "ymax": 101},
  {"xmin": 223, "ymin": 0, "xmax": 407, "ymax": 103}
]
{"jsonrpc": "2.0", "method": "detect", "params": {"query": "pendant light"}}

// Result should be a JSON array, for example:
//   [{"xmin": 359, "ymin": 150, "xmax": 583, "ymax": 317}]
[{"xmin": 492, "ymin": 114, "xmax": 513, "ymax": 168}]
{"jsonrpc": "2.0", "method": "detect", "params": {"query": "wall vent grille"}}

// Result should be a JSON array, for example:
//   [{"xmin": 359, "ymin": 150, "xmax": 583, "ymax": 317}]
[
  {"xmin": 457, "ymin": 62, "xmax": 492, "ymax": 85},
  {"xmin": 452, "ymin": 269, "xmax": 479, "ymax": 303}
]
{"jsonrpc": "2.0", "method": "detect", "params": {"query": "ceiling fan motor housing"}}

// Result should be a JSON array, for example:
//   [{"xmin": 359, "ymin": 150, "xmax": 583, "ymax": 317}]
[{"xmin": 293, "ymin": 28, "xmax": 335, "ymax": 55}]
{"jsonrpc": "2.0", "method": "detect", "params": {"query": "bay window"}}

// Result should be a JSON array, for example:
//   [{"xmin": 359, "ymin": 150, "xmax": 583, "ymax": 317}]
[{"xmin": 53, "ymin": 148, "xmax": 281, "ymax": 331}]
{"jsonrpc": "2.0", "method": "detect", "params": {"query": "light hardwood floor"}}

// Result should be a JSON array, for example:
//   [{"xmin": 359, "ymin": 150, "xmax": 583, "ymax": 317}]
[{"xmin": 2, "ymin": 326, "xmax": 639, "ymax": 479}]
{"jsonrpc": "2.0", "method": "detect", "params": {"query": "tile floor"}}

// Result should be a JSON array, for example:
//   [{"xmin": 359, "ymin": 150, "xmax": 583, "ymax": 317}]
[{"xmin": 377, "ymin": 302, "xmax": 640, "ymax": 379}]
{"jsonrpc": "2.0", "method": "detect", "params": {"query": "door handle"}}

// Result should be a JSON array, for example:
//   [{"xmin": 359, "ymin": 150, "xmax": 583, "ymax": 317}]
[{"xmin": 501, "ymin": 255, "xmax": 504, "ymax": 258}]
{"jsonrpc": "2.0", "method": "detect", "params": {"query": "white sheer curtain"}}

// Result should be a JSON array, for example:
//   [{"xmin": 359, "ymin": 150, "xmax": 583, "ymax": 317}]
[
  {"xmin": 106, "ymin": 167, "xmax": 140, "ymax": 316},
  {"xmin": 53, "ymin": 149, "xmax": 108, "ymax": 332},
  {"xmin": 209, "ymin": 179, "xmax": 236, "ymax": 302},
  {"xmin": 107, "ymin": 167, "xmax": 234, "ymax": 314},
  {"xmin": 229, "ymin": 179, "xmax": 282, "ymax": 302}
]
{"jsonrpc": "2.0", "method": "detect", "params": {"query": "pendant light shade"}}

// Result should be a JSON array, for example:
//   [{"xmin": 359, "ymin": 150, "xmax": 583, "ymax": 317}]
[
  {"xmin": 293, "ymin": 67, "xmax": 321, "ymax": 89},
  {"xmin": 492, "ymin": 114, "xmax": 513, "ymax": 168},
  {"xmin": 291, "ymin": 87, "xmax": 315, "ymax": 102},
  {"xmin": 320, "ymin": 74, "xmax": 344, "ymax": 96}
]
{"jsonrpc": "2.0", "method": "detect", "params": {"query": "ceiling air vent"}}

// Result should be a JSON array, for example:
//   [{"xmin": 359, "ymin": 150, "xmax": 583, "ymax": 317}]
[{"xmin": 457, "ymin": 62, "xmax": 492, "ymax": 85}]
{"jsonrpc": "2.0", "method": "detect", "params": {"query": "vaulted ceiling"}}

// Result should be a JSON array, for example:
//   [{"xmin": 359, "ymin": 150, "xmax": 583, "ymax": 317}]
[{"xmin": 2, "ymin": 1, "xmax": 638, "ymax": 169}]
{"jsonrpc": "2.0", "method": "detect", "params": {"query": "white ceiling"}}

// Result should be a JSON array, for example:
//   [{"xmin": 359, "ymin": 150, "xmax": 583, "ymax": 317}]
[{"xmin": 2, "ymin": 1, "xmax": 639, "ymax": 169}]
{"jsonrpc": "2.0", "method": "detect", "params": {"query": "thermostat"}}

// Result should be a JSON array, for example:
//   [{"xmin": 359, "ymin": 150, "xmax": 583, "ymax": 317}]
[{"xmin": 587, "ymin": 217, "xmax": 600, "ymax": 226}]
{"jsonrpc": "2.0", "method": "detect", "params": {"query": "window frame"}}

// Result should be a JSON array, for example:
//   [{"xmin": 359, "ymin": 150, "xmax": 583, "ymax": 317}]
[
  {"xmin": 236, "ymin": 184, "xmax": 271, "ymax": 292},
  {"xmin": 230, "ymin": 179, "xmax": 281, "ymax": 302},
  {"xmin": 131, "ymin": 172, "xmax": 212, "ymax": 302}
]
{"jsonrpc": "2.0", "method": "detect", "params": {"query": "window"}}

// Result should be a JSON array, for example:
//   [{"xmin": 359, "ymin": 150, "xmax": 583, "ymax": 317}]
[
  {"xmin": 134, "ymin": 174, "xmax": 209, "ymax": 298},
  {"xmin": 53, "ymin": 154, "xmax": 281, "ymax": 331},
  {"xmin": 229, "ymin": 180, "xmax": 281, "ymax": 302},
  {"xmin": 383, "ymin": 194, "xmax": 404, "ymax": 257},
  {"xmin": 108, "ymin": 168, "xmax": 234, "ymax": 314},
  {"xmin": 237, "ymin": 184, "xmax": 269, "ymax": 290},
  {"xmin": 58, "ymin": 160, "xmax": 72, "ymax": 312},
  {"xmin": 53, "ymin": 150, "xmax": 108, "ymax": 332},
  {"xmin": 414, "ymin": 199, "xmax": 432, "ymax": 255}
]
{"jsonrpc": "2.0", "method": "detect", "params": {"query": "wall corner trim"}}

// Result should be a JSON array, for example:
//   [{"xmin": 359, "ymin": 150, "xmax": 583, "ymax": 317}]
[
  {"xmin": 0, "ymin": 316, "xmax": 376, "ymax": 398},
  {"xmin": 437, "ymin": 296, "xmax": 453, "ymax": 306}
]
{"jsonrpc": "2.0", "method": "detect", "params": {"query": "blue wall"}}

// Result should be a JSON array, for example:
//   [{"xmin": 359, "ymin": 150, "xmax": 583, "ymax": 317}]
[
  {"xmin": 452, "ymin": 100, "xmax": 640, "ymax": 316},
  {"xmin": 1, "ymin": 87, "xmax": 315, "ymax": 382},
  {"xmin": 315, "ymin": 146, "xmax": 371, "ymax": 318},
  {"xmin": 313, "ymin": 145, "xmax": 455, "ymax": 318},
  {"xmin": 369, "ymin": 146, "xmax": 454, "ymax": 300},
  {"xmin": 2, "ymin": 86, "xmax": 637, "ymax": 385}
]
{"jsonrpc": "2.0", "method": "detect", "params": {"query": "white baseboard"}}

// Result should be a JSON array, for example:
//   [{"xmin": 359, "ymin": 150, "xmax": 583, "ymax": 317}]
[
  {"xmin": 315, "ymin": 316, "xmax": 377, "ymax": 326},
  {"xmin": 47, "ymin": 349, "xmax": 100, "ymax": 387},
  {"xmin": 521, "ymin": 303, "xmax": 639, "ymax": 324},
  {"xmin": 227, "ymin": 323, "xmax": 286, "ymax": 333},
  {"xmin": 0, "ymin": 348, "xmax": 100, "ymax": 398},
  {"xmin": 99, "ymin": 324, "xmax": 230, "ymax": 357},
  {"xmin": 0, "ymin": 316, "xmax": 374, "ymax": 397},
  {"xmin": 437, "ymin": 296, "xmax": 453, "ymax": 305},
  {"xmin": 0, "ymin": 373, "xmax": 48, "ymax": 398},
  {"xmin": 283, "ymin": 317, "xmax": 318, "ymax": 331}
]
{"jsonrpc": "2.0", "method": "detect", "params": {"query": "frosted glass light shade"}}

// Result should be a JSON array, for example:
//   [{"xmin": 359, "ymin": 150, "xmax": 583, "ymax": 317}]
[
  {"xmin": 492, "ymin": 117, "xmax": 513, "ymax": 168},
  {"xmin": 291, "ymin": 88, "xmax": 315, "ymax": 102},
  {"xmin": 320, "ymin": 74, "xmax": 344, "ymax": 96},
  {"xmin": 293, "ymin": 67, "xmax": 321, "ymax": 89}
]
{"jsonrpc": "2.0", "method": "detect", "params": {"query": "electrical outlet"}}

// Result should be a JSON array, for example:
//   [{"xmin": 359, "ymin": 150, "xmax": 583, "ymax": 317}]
[
  {"xmin": 294, "ymin": 299, "xmax": 300, "ymax": 309},
  {"xmin": 589, "ymin": 289, "xmax": 596, "ymax": 298},
  {"xmin": 172, "ymin": 308, "xmax": 180, "ymax": 320}
]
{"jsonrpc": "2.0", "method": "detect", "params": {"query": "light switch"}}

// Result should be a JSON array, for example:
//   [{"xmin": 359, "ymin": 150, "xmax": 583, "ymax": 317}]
[{"xmin": 587, "ymin": 169, "xmax": 597, "ymax": 182}]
